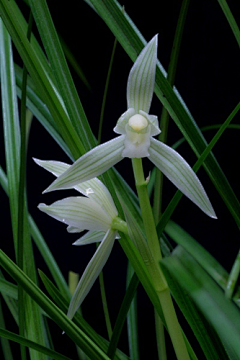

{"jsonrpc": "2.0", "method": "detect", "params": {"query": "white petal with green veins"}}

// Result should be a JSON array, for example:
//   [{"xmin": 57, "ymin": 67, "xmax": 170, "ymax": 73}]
[
  {"xmin": 127, "ymin": 35, "xmax": 158, "ymax": 113},
  {"xmin": 44, "ymin": 136, "xmax": 125, "ymax": 192},
  {"xmin": 73, "ymin": 230, "xmax": 106, "ymax": 246},
  {"xmin": 38, "ymin": 197, "xmax": 112, "ymax": 232},
  {"xmin": 67, "ymin": 229, "xmax": 116, "ymax": 320},
  {"xmin": 149, "ymin": 138, "xmax": 217, "ymax": 218}
]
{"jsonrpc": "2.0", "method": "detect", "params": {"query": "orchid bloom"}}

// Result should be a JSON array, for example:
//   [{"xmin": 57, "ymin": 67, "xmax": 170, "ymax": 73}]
[
  {"xmin": 35, "ymin": 159, "xmax": 119, "ymax": 320},
  {"xmin": 42, "ymin": 35, "xmax": 216, "ymax": 219}
]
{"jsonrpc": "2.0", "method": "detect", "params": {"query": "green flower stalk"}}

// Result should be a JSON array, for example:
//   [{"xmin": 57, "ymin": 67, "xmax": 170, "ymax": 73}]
[
  {"xmin": 35, "ymin": 159, "xmax": 120, "ymax": 320},
  {"xmin": 43, "ymin": 35, "xmax": 216, "ymax": 219}
]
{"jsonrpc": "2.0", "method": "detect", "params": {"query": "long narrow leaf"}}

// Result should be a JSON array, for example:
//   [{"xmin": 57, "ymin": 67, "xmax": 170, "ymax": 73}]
[
  {"xmin": 217, "ymin": 0, "xmax": 240, "ymax": 47},
  {"xmin": 0, "ymin": 19, "xmax": 48, "ymax": 360},
  {"xmin": 0, "ymin": 165, "xmax": 70, "ymax": 297},
  {"xmin": 0, "ymin": 0, "xmax": 85, "ymax": 160},
  {"xmin": 39, "ymin": 270, "xmax": 130, "ymax": 360},
  {"xmin": 0, "ymin": 328, "xmax": 72, "ymax": 360},
  {"xmin": 28, "ymin": 0, "xmax": 95, "ymax": 151},
  {"xmin": 161, "ymin": 247, "xmax": 240, "ymax": 360},
  {"xmin": 0, "ymin": 250, "xmax": 111, "ymax": 360}
]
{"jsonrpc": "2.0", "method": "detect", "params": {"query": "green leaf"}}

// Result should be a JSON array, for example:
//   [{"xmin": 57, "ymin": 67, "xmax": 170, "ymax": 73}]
[
  {"xmin": 0, "ymin": 19, "xmax": 48, "ymax": 360},
  {"xmin": 39, "ymin": 270, "xmax": 130, "ymax": 360},
  {"xmin": 28, "ymin": 0, "xmax": 96, "ymax": 151},
  {"xmin": 0, "ymin": 299, "xmax": 14, "ymax": 360},
  {"xmin": 126, "ymin": 264, "xmax": 139, "ymax": 360},
  {"xmin": 0, "ymin": 250, "xmax": 111, "ymax": 360},
  {"xmin": 15, "ymin": 64, "xmax": 74, "ymax": 161},
  {"xmin": 0, "ymin": 328, "xmax": 72, "ymax": 360},
  {"xmin": 217, "ymin": 0, "xmax": 240, "ymax": 47},
  {"xmin": 0, "ymin": 0, "xmax": 84, "ymax": 160},
  {"xmin": 0, "ymin": 165, "xmax": 69, "ymax": 297},
  {"xmin": 161, "ymin": 247, "xmax": 240, "ymax": 360},
  {"xmin": 0, "ymin": 278, "xmax": 18, "ymax": 300},
  {"xmin": 107, "ymin": 271, "xmax": 139, "ymax": 359}
]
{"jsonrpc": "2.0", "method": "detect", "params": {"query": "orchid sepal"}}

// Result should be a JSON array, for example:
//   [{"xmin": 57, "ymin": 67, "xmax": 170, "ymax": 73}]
[
  {"xmin": 67, "ymin": 229, "xmax": 117, "ymax": 320},
  {"xmin": 127, "ymin": 34, "xmax": 158, "ymax": 113},
  {"xmin": 148, "ymin": 138, "xmax": 217, "ymax": 218},
  {"xmin": 43, "ymin": 136, "xmax": 125, "ymax": 193}
]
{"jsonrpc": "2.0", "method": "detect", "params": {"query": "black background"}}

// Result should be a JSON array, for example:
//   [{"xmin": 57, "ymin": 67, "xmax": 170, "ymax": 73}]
[{"xmin": 1, "ymin": 0, "xmax": 240, "ymax": 359}]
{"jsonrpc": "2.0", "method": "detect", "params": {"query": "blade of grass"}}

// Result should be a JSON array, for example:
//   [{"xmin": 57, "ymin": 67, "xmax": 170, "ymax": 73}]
[
  {"xmin": 0, "ymin": 278, "xmax": 18, "ymax": 300},
  {"xmin": 0, "ymin": 328, "xmax": 72, "ymax": 360},
  {"xmin": 126, "ymin": 264, "xmax": 139, "ymax": 360},
  {"xmin": 0, "ymin": 250, "xmax": 112, "ymax": 360},
  {"xmin": 39, "ymin": 270, "xmax": 130, "ymax": 360},
  {"xmin": 0, "ymin": 299, "xmax": 14, "ymax": 360},
  {"xmin": 164, "ymin": 220, "xmax": 240, "ymax": 309},
  {"xmin": 0, "ymin": 0, "xmax": 85, "ymax": 160},
  {"xmin": 0, "ymin": 271, "xmax": 18, "ymax": 325},
  {"xmin": 28, "ymin": 0, "xmax": 96, "ymax": 151},
  {"xmin": 217, "ymin": 0, "xmax": 240, "ymax": 47},
  {"xmin": 17, "ymin": 11, "xmax": 33, "ymax": 360},
  {"xmin": 160, "ymin": 248, "xmax": 230, "ymax": 360},
  {"xmin": 14, "ymin": 64, "xmax": 74, "ymax": 161},
  {"xmin": 107, "ymin": 272, "xmax": 139, "ymax": 359},
  {"xmin": 59, "ymin": 36, "xmax": 91, "ymax": 91},
  {"xmin": 98, "ymin": 36, "xmax": 118, "ymax": 144},
  {"xmin": 161, "ymin": 246, "xmax": 240, "ymax": 359},
  {"xmin": 0, "ymin": 18, "xmax": 48, "ymax": 360},
  {"xmin": 0, "ymin": 164, "xmax": 70, "ymax": 297},
  {"xmin": 87, "ymin": 0, "xmax": 240, "ymax": 228}
]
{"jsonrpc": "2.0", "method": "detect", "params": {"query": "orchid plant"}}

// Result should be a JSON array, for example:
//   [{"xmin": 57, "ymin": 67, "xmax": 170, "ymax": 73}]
[
  {"xmin": 35, "ymin": 34, "xmax": 217, "ymax": 360},
  {"xmin": 0, "ymin": 1, "xmax": 240, "ymax": 360}
]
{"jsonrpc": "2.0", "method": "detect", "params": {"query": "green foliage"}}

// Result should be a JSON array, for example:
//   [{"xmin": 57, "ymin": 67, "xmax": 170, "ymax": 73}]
[{"xmin": 0, "ymin": 0, "xmax": 239, "ymax": 359}]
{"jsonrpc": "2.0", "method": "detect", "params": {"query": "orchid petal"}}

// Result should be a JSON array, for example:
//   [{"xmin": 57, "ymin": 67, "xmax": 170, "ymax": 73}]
[
  {"xmin": 127, "ymin": 35, "xmax": 158, "ymax": 113},
  {"xmin": 38, "ymin": 197, "xmax": 112, "ymax": 232},
  {"xmin": 34, "ymin": 159, "xmax": 118, "ymax": 219},
  {"xmin": 149, "ymin": 138, "xmax": 217, "ymax": 218},
  {"xmin": 72, "ymin": 230, "xmax": 106, "ymax": 246},
  {"xmin": 44, "ymin": 136, "xmax": 125, "ymax": 192},
  {"xmin": 67, "ymin": 229, "xmax": 116, "ymax": 320}
]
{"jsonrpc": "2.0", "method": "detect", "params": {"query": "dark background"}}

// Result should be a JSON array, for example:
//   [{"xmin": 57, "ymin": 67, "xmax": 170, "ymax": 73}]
[{"xmin": 1, "ymin": 0, "xmax": 240, "ymax": 359}]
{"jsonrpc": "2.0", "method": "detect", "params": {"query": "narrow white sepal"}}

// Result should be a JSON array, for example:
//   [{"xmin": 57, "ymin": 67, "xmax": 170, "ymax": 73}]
[
  {"xmin": 67, "ymin": 229, "xmax": 116, "ymax": 320},
  {"xmin": 127, "ymin": 35, "xmax": 158, "ymax": 113},
  {"xmin": 73, "ymin": 230, "xmax": 106, "ymax": 246},
  {"xmin": 34, "ymin": 158, "xmax": 118, "ymax": 220},
  {"xmin": 44, "ymin": 136, "xmax": 125, "ymax": 193},
  {"xmin": 38, "ymin": 197, "xmax": 112, "ymax": 232},
  {"xmin": 148, "ymin": 138, "xmax": 217, "ymax": 218}
]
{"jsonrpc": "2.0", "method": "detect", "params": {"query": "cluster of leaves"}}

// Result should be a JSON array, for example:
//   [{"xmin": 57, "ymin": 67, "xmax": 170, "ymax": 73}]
[{"xmin": 0, "ymin": 0, "xmax": 240, "ymax": 359}]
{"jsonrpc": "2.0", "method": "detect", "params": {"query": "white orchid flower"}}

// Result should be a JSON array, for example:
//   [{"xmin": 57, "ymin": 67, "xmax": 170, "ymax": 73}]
[
  {"xmin": 43, "ymin": 35, "xmax": 216, "ymax": 218},
  {"xmin": 34, "ymin": 159, "xmax": 119, "ymax": 320}
]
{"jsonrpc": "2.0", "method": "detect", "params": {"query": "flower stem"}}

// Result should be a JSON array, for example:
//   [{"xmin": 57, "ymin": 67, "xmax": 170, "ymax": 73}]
[
  {"xmin": 132, "ymin": 158, "xmax": 162, "ymax": 263},
  {"xmin": 131, "ymin": 158, "xmax": 190, "ymax": 360}
]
